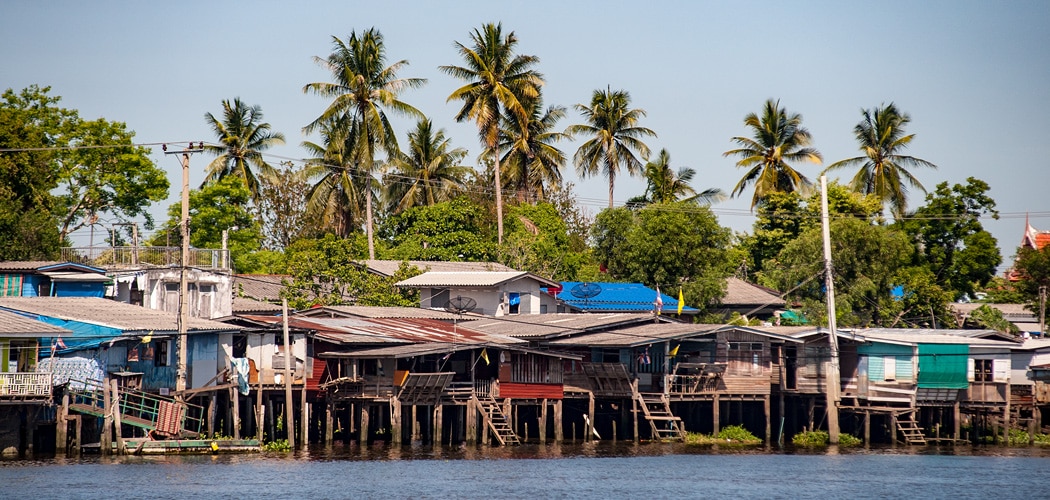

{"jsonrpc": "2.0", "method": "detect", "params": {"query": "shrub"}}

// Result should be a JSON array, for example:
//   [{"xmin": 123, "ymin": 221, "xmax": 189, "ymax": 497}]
[
  {"xmin": 684, "ymin": 425, "xmax": 762, "ymax": 445},
  {"xmin": 792, "ymin": 430, "xmax": 829, "ymax": 447},
  {"xmin": 262, "ymin": 439, "xmax": 291, "ymax": 452},
  {"xmin": 838, "ymin": 433, "xmax": 863, "ymax": 447}
]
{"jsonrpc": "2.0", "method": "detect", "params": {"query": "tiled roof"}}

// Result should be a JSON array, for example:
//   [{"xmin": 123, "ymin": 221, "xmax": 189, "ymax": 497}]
[
  {"xmin": 233, "ymin": 274, "xmax": 289, "ymax": 302},
  {"xmin": 396, "ymin": 271, "xmax": 558, "ymax": 288},
  {"xmin": 555, "ymin": 282, "xmax": 698, "ymax": 313},
  {"xmin": 359, "ymin": 260, "xmax": 515, "ymax": 277},
  {"xmin": 0, "ymin": 310, "xmax": 72, "ymax": 335},
  {"xmin": 0, "ymin": 261, "xmax": 65, "ymax": 272},
  {"xmin": 721, "ymin": 278, "xmax": 785, "ymax": 307},
  {"xmin": 467, "ymin": 313, "xmax": 655, "ymax": 339},
  {"xmin": 0, "ymin": 297, "xmax": 237, "ymax": 332}
]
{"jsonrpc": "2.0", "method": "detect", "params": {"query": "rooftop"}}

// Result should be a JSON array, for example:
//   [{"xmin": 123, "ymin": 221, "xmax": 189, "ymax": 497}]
[
  {"xmin": 359, "ymin": 260, "xmax": 515, "ymax": 277},
  {"xmin": 0, "ymin": 310, "xmax": 72, "ymax": 336},
  {"xmin": 0, "ymin": 297, "xmax": 237, "ymax": 332},
  {"xmin": 396, "ymin": 271, "xmax": 558, "ymax": 288}
]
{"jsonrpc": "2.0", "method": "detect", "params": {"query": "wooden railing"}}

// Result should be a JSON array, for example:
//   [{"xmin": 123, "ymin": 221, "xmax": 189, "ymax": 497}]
[{"xmin": 0, "ymin": 372, "xmax": 52, "ymax": 398}]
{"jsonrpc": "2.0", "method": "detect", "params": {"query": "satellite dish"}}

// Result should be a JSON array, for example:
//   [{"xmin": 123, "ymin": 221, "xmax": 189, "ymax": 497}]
[
  {"xmin": 444, "ymin": 296, "xmax": 477, "ymax": 314},
  {"xmin": 570, "ymin": 282, "xmax": 602, "ymax": 299}
]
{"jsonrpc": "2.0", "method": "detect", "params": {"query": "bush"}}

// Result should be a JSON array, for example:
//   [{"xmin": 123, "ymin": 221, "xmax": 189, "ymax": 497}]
[
  {"xmin": 838, "ymin": 433, "xmax": 863, "ymax": 447},
  {"xmin": 684, "ymin": 425, "xmax": 762, "ymax": 445},
  {"xmin": 262, "ymin": 439, "xmax": 291, "ymax": 452},
  {"xmin": 792, "ymin": 430, "xmax": 829, "ymax": 447}
]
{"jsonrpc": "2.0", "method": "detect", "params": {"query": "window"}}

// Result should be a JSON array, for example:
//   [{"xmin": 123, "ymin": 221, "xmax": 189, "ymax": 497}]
[
  {"xmin": 884, "ymin": 356, "xmax": 897, "ymax": 381},
  {"xmin": 975, "ymin": 359, "xmax": 993, "ymax": 382},
  {"xmin": 154, "ymin": 340, "xmax": 169, "ymax": 367},
  {"xmin": 508, "ymin": 292, "xmax": 520, "ymax": 314}
]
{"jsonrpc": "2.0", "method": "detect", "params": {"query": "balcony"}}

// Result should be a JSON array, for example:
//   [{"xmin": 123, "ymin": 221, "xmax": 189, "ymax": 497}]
[
  {"xmin": 61, "ymin": 246, "xmax": 230, "ymax": 271},
  {"xmin": 0, "ymin": 372, "xmax": 53, "ymax": 400}
]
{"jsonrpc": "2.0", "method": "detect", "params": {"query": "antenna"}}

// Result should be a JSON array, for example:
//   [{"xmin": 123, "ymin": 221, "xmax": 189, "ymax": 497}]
[
  {"xmin": 442, "ymin": 296, "xmax": 477, "ymax": 352},
  {"xmin": 569, "ymin": 282, "xmax": 601, "ymax": 309}
]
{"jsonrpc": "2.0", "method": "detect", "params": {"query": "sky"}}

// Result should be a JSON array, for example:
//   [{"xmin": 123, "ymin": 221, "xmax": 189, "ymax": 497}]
[{"xmin": 3, "ymin": 0, "xmax": 1049, "ymax": 270}]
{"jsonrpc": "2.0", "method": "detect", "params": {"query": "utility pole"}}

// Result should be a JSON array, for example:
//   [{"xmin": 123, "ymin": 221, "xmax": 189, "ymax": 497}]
[
  {"xmin": 165, "ymin": 143, "xmax": 204, "ymax": 398},
  {"xmin": 820, "ymin": 175, "xmax": 841, "ymax": 444},
  {"xmin": 1040, "ymin": 286, "xmax": 1046, "ymax": 337},
  {"xmin": 282, "ymin": 298, "xmax": 295, "ymax": 449}
]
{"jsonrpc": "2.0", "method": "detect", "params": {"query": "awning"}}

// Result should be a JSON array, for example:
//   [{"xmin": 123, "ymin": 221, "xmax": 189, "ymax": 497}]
[
  {"xmin": 42, "ymin": 271, "xmax": 111, "ymax": 282},
  {"xmin": 917, "ymin": 343, "xmax": 969, "ymax": 389}
]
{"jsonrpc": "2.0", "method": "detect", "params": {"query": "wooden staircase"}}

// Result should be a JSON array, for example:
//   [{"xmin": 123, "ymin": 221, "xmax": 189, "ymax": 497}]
[
  {"xmin": 474, "ymin": 395, "xmax": 520, "ymax": 446},
  {"xmin": 896, "ymin": 418, "xmax": 927, "ymax": 445},
  {"xmin": 636, "ymin": 392, "xmax": 686, "ymax": 441},
  {"xmin": 66, "ymin": 379, "xmax": 203, "ymax": 438}
]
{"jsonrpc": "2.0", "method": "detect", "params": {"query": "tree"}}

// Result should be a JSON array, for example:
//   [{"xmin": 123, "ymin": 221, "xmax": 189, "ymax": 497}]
[
  {"xmin": 282, "ymin": 234, "xmax": 419, "ymax": 309},
  {"xmin": 500, "ymin": 202, "xmax": 584, "ymax": 280},
  {"xmin": 441, "ymin": 22, "xmax": 543, "ymax": 244},
  {"xmin": 499, "ymin": 96, "xmax": 569, "ymax": 203},
  {"xmin": 724, "ymin": 99, "xmax": 822, "ymax": 209},
  {"xmin": 1013, "ymin": 245, "xmax": 1050, "ymax": 304},
  {"xmin": 567, "ymin": 87, "xmax": 656, "ymax": 208},
  {"xmin": 304, "ymin": 28, "xmax": 425, "ymax": 259},
  {"xmin": 824, "ymin": 103, "xmax": 937, "ymax": 218},
  {"xmin": 379, "ymin": 197, "xmax": 495, "ymax": 262},
  {"xmin": 301, "ymin": 121, "xmax": 368, "ymax": 238},
  {"xmin": 152, "ymin": 176, "xmax": 264, "ymax": 273},
  {"xmin": 256, "ymin": 162, "xmax": 320, "ymax": 250},
  {"xmin": 591, "ymin": 203, "xmax": 733, "ymax": 310},
  {"xmin": 384, "ymin": 118, "xmax": 470, "ymax": 214},
  {"xmin": 634, "ymin": 148, "xmax": 725, "ymax": 206},
  {"xmin": 202, "ymin": 98, "xmax": 285, "ymax": 202},
  {"xmin": 899, "ymin": 177, "xmax": 1001, "ymax": 300}
]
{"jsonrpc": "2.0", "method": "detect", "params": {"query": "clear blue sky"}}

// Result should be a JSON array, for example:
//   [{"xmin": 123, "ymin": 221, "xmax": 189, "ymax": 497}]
[{"xmin": 3, "ymin": 0, "xmax": 1048, "ymax": 269}]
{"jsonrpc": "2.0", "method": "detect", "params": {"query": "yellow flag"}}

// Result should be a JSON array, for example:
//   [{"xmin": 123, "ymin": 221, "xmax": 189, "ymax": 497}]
[
  {"xmin": 480, "ymin": 348, "xmax": 490, "ymax": 366},
  {"xmin": 669, "ymin": 344, "xmax": 680, "ymax": 357},
  {"xmin": 141, "ymin": 330, "xmax": 153, "ymax": 344},
  {"xmin": 677, "ymin": 288, "xmax": 684, "ymax": 315}
]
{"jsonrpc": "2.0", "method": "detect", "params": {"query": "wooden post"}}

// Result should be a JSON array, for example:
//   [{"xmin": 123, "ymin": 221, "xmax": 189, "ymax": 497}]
[
  {"xmin": 807, "ymin": 397, "xmax": 815, "ymax": 432},
  {"xmin": 282, "ymin": 298, "xmax": 295, "ymax": 449},
  {"xmin": 712, "ymin": 394, "xmax": 720, "ymax": 436},
  {"xmin": 412, "ymin": 405, "xmax": 420, "ymax": 442},
  {"xmin": 256, "ymin": 362, "xmax": 264, "ymax": 442},
  {"xmin": 359, "ymin": 405, "xmax": 369, "ymax": 445},
  {"xmin": 466, "ymin": 398, "xmax": 477, "ymax": 446},
  {"xmin": 101, "ymin": 377, "xmax": 112, "ymax": 456},
  {"xmin": 266, "ymin": 398, "xmax": 275, "ymax": 442},
  {"xmin": 554, "ymin": 400, "xmax": 564, "ymax": 444},
  {"xmin": 890, "ymin": 413, "xmax": 898, "ymax": 446},
  {"xmin": 539, "ymin": 399, "xmax": 548, "ymax": 444},
  {"xmin": 231, "ymin": 387, "xmax": 241, "ymax": 440},
  {"xmin": 612, "ymin": 420, "xmax": 618, "ymax": 442},
  {"xmin": 325, "ymin": 400, "xmax": 334, "ymax": 445},
  {"xmin": 56, "ymin": 391, "xmax": 69, "ymax": 457},
  {"xmin": 587, "ymin": 393, "xmax": 595, "ymax": 443},
  {"xmin": 111, "ymin": 379, "xmax": 124, "ymax": 454},
  {"xmin": 73, "ymin": 415, "xmax": 82, "ymax": 457},
  {"xmin": 301, "ymin": 386, "xmax": 309, "ymax": 446},
  {"xmin": 1003, "ymin": 383, "xmax": 1011, "ymax": 445},
  {"xmin": 863, "ymin": 411, "xmax": 870, "ymax": 445},
  {"xmin": 433, "ymin": 404, "xmax": 443, "ymax": 448},
  {"xmin": 207, "ymin": 394, "xmax": 216, "ymax": 437},
  {"xmin": 954, "ymin": 402, "xmax": 961, "ymax": 441},
  {"xmin": 764, "ymin": 396, "xmax": 771, "ymax": 444},
  {"xmin": 390, "ymin": 397, "xmax": 402, "ymax": 446}
]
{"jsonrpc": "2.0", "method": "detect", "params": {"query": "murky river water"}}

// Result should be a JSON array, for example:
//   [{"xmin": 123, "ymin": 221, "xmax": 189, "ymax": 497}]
[{"xmin": 3, "ymin": 442, "xmax": 1050, "ymax": 499}]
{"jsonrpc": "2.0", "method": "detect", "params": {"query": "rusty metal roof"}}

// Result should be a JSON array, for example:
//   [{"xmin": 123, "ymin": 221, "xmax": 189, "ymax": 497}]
[
  {"xmin": 0, "ymin": 310, "xmax": 72, "ymax": 336},
  {"xmin": 242, "ymin": 315, "xmax": 524, "ymax": 346},
  {"xmin": 319, "ymin": 342, "xmax": 580, "ymax": 360},
  {"xmin": 0, "ymin": 297, "xmax": 238, "ymax": 332}
]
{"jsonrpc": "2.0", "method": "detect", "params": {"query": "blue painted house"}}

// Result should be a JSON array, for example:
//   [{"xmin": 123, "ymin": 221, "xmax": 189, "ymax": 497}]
[
  {"xmin": 0, "ymin": 261, "xmax": 109, "ymax": 298},
  {"xmin": 551, "ymin": 282, "xmax": 699, "ymax": 316}
]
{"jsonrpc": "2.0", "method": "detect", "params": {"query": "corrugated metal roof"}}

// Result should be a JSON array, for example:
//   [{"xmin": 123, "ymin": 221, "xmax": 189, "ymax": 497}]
[
  {"xmin": 951, "ymin": 303, "xmax": 1036, "ymax": 318},
  {"xmin": 721, "ymin": 277, "xmax": 786, "ymax": 307},
  {"xmin": 0, "ymin": 310, "xmax": 72, "ymax": 335},
  {"xmin": 396, "ymin": 271, "xmax": 558, "ymax": 288},
  {"xmin": 244, "ymin": 315, "xmax": 524, "ymax": 346},
  {"xmin": 550, "ymin": 323, "xmax": 722, "ymax": 347},
  {"xmin": 467, "ymin": 313, "xmax": 655, "ymax": 339},
  {"xmin": 320, "ymin": 342, "xmax": 581, "ymax": 360},
  {"xmin": 298, "ymin": 305, "xmax": 472, "ymax": 321},
  {"xmin": 851, "ymin": 329, "xmax": 1016, "ymax": 347},
  {"xmin": 233, "ymin": 274, "xmax": 289, "ymax": 302},
  {"xmin": 359, "ymin": 260, "xmax": 515, "ymax": 277},
  {"xmin": 0, "ymin": 297, "xmax": 237, "ymax": 332},
  {"xmin": 555, "ymin": 282, "xmax": 698, "ymax": 313},
  {"xmin": 0, "ymin": 261, "xmax": 65, "ymax": 272},
  {"xmin": 1012, "ymin": 338, "xmax": 1050, "ymax": 351},
  {"xmin": 232, "ymin": 296, "xmax": 283, "ymax": 314}
]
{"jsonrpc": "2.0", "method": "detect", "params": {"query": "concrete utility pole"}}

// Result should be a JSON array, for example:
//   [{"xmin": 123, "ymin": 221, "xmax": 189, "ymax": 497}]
[
  {"xmin": 165, "ymin": 143, "xmax": 203, "ymax": 398},
  {"xmin": 282, "ymin": 298, "xmax": 295, "ymax": 449},
  {"xmin": 1040, "ymin": 286, "xmax": 1046, "ymax": 336},
  {"xmin": 820, "ymin": 175, "xmax": 841, "ymax": 444}
]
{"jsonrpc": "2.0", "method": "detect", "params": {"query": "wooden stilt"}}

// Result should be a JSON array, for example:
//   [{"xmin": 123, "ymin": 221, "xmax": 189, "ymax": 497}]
[
  {"xmin": 301, "ymin": 386, "xmax": 308, "ymax": 446},
  {"xmin": 1004, "ymin": 384, "xmax": 1012, "ymax": 445},
  {"xmin": 256, "ymin": 371, "xmax": 264, "ymax": 442},
  {"xmin": 266, "ymin": 397, "xmax": 275, "ymax": 441},
  {"xmin": 539, "ymin": 399, "xmax": 548, "ymax": 444},
  {"xmin": 890, "ymin": 413, "xmax": 898, "ymax": 446},
  {"xmin": 101, "ymin": 377, "xmax": 111, "ymax": 456},
  {"xmin": 359, "ymin": 405, "xmax": 369, "ymax": 445},
  {"xmin": 56, "ymin": 391, "xmax": 68, "ymax": 457},
  {"xmin": 412, "ymin": 405, "xmax": 420, "ymax": 442},
  {"xmin": 953, "ymin": 402, "xmax": 961, "ymax": 441},
  {"xmin": 587, "ymin": 393, "xmax": 595, "ymax": 443},
  {"xmin": 111, "ymin": 379, "xmax": 124, "ymax": 454},
  {"xmin": 764, "ymin": 396, "xmax": 771, "ymax": 444},
  {"xmin": 325, "ymin": 400, "xmax": 334, "ymax": 445},
  {"xmin": 863, "ymin": 411, "xmax": 870, "ymax": 445},
  {"xmin": 433, "ymin": 404, "xmax": 443, "ymax": 448},
  {"xmin": 73, "ymin": 415, "xmax": 82, "ymax": 457},
  {"xmin": 466, "ymin": 398, "xmax": 477, "ymax": 446},
  {"xmin": 712, "ymin": 395, "xmax": 720, "ymax": 436},
  {"xmin": 390, "ymin": 397, "xmax": 402, "ymax": 446},
  {"xmin": 554, "ymin": 400, "xmax": 564, "ymax": 444},
  {"xmin": 231, "ymin": 387, "xmax": 240, "ymax": 440},
  {"xmin": 806, "ymin": 397, "xmax": 815, "ymax": 432}
]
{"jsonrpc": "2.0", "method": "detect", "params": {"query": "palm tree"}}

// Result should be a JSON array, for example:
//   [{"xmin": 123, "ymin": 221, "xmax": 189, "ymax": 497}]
[
  {"xmin": 303, "ymin": 28, "xmax": 425, "ymax": 259},
  {"xmin": 641, "ymin": 149, "xmax": 725, "ymax": 205},
  {"xmin": 203, "ymin": 98, "xmax": 285, "ymax": 201},
  {"xmin": 301, "ymin": 123, "xmax": 368, "ymax": 238},
  {"xmin": 824, "ymin": 103, "xmax": 937, "ymax": 218},
  {"xmin": 566, "ymin": 87, "xmax": 656, "ymax": 208},
  {"xmin": 385, "ymin": 118, "xmax": 471, "ymax": 214},
  {"xmin": 440, "ymin": 22, "xmax": 543, "ymax": 244},
  {"xmin": 499, "ymin": 96, "xmax": 569, "ymax": 203},
  {"xmin": 723, "ymin": 99, "xmax": 822, "ymax": 209}
]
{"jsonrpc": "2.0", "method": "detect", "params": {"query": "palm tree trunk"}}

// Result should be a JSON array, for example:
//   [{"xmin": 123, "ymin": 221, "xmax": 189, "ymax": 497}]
[
  {"xmin": 366, "ymin": 186, "xmax": 375, "ymax": 260},
  {"xmin": 494, "ymin": 145, "xmax": 504, "ymax": 245}
]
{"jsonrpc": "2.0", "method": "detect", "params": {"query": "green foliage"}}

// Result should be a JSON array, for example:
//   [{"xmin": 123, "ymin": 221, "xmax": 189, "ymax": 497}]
[
  {"xmin": 838, "ymin": 433, "xmax": 863, "ymax": 447},
  {"xmin": 685, "ymin": 425, "xmax": 761, "ymax": 445},
  {"xmin": 981, "ymin": 277, "xmax": 1027, "ymax": 304},
  {"xmin": 262, "ymin": 439, "xmax": 291, "ymax": 452},
  {"xmin": 899, "ymin": 178, "xmax": 1001, "ymax": 301},
  {"xmin": 202, "ymin": 98, "xmax": 285, "ymax": 201},
  {"xmin": 380, "ymin": 197, "xmax": 495, "ymax": 261},
  {"xmin": 792, "ymin": 430, "xmax": 829, "ymax": 447},
  {"xmin": 257, "ymin": 162, "xmax": 320, "ymax": 250},
  {"xmin": 591, "ymin": 203, "xmax": 733, "ymax": 311},
  {"xmin": 966, "ymin": 304, "xmax": 1019, "ymax": 334},
  {"xmin": 500, "ymin": 202, "xmax": 583, "ymax": 280},
  {"xmin": 282, "ymin": 234, "xmax": 420, "ymax": 309},
  {"xmin": 1013, "ymin": 244, "xmax": 1050, "ymax": 307}
]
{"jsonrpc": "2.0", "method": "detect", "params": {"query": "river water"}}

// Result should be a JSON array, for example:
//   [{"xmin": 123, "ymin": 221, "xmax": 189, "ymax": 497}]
[{"xmin": 3, "ymin": 442, "xmax": 1050, "ymax": 499}]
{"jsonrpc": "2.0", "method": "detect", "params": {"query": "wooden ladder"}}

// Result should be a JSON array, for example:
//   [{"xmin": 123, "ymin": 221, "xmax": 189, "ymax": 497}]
[
  {"xmin": 474, "ymin": 395, "xmax": 520, "ymax": 446},
  {"xmin": 896, "ymin": 419, "xmax": 927, "ymax": 445},
  {"xmin": 636, "ymin": 392, "xmax": 686, "ymax": 441}
]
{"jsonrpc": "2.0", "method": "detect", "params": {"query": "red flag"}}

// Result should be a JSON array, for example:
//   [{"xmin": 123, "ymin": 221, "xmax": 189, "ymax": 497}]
[
  {"xmin": 655, "ymin": 286, "xmax": 664, "ymax": 313},
  {"xmin": 55, "ymin": 335, "xmax": 66, "ymax": 350}
]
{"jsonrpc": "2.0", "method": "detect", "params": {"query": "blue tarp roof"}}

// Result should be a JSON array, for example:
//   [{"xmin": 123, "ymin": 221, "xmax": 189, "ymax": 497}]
[{"xmin": 551, "ymin": 282, "xmax": 699, "ymax": 313}]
